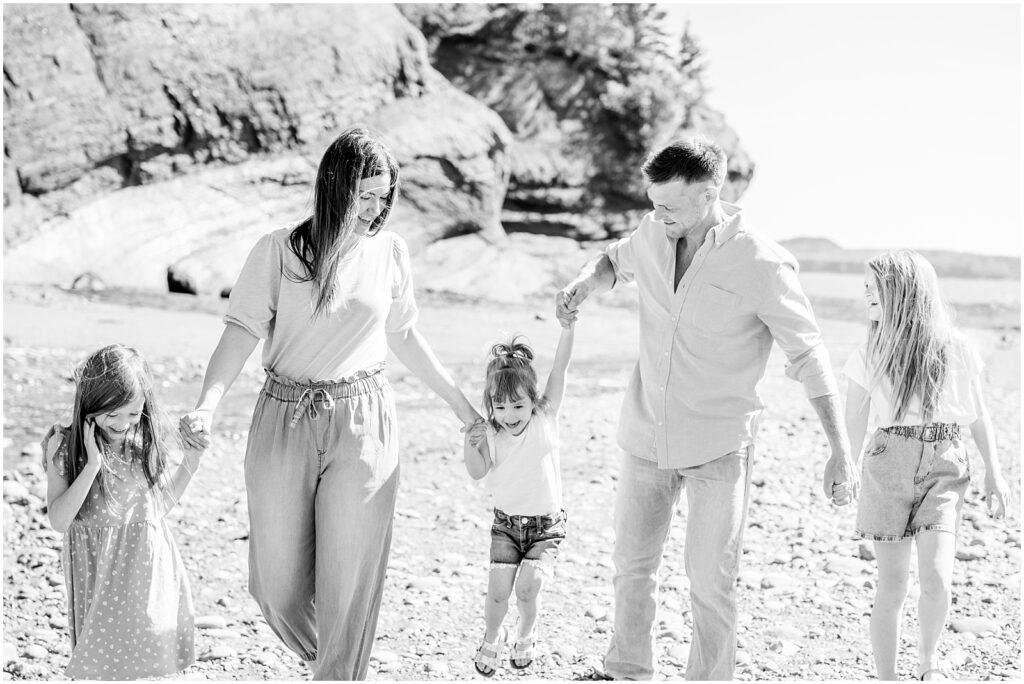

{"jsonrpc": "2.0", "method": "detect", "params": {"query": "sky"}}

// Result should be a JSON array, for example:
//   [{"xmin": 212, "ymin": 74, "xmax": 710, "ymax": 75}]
[{"xmin": 660, "ymin": 3, "xmax": 1021, "ymax": 257}]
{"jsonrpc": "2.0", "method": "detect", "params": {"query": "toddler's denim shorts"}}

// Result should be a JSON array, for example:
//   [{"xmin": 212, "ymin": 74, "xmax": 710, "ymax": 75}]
[
  {"xmin": 856, "ymin": 424, "xmax": 970, "ymax": 542},
  {"xmin": 489, "ymin": 508, "xmax": 567, "ymax": 576}
]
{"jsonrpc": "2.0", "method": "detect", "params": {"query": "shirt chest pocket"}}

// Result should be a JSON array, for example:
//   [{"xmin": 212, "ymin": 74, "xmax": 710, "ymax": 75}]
[{"xmin": 690, "ymin": 283, "xmax": 742, "ymax": 334}]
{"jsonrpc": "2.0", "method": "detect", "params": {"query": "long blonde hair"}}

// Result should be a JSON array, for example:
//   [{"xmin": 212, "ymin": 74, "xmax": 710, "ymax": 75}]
[{"xmin": 865, "ymin": 250, "xmax": 955, "ymax": 422}]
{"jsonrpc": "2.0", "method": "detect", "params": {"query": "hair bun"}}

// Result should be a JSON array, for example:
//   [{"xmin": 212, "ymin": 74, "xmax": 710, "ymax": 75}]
[{"xmin": 489, "ymin": 337, "xmax": 534, "ymax": 366}]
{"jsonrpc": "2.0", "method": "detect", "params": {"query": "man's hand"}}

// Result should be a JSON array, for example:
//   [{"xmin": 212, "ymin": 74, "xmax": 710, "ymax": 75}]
[
  {"xmin": 823, "ymin": 451, "xmax": 859, "ymax": 506},
  {"xmin": 555, "ymin": 281, "xmax": 590, "ymax": 327}
]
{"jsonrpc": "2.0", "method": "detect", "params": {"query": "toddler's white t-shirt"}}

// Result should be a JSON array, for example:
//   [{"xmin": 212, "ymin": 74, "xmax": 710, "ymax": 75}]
[{"xmin": 483, "ymin": 411, "xmax": 563, "ymax": 516}]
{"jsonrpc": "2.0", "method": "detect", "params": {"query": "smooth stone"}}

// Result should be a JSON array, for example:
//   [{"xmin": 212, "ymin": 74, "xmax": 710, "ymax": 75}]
[
  {"xmin": 956, "ymin": 546, "xmax": 987, "ymax": 561},
  {"xmin": 585, "ymin": 605, "xmax": 608, "ymax": 620},
  {"xmin": 202, "ymin": 628, "xmax": 241, "ymax": 640},
  {"xmin": 195, "ymin": 615, "xmax": 228, "ymax": 629},
  {"xmin": 3, "ymin": 481, "xmax": 30, "ymax": 503},
  {"xmin": 371, "ymin": 650, "xmax": 400, "ymax": 664},
  {"xmin": 772, "ymin": 624, "xmax": 804, "ymax": 640},
  {"xmin": 666, "ymin": 643, "xmax": 690, "ymax": 663},
  {"xmin": 950, "ymin": 617, "xmax": 1000, "ymax": 635},
  {"xmin": 946, "ymin": 647, "xmax": 970, "ymax": 667},
  {"xmin": 857, "ymin": 541, "xmax": 876, "ymax": 561},
  {"xmin": 735, "ymin": 650, "xmax": 751, "ymax": 666},
  {"xmin": 198, "ymin": 646, "xmax": 234, "ymax": 661},
  {"xmin": 22, "ymin": 644, "xmax": 48, "ymax": 659},
  {"xmin": 761, "ymin": 572, "xmax": 796, "ymax": 590},
  {"xmin": 823, "ymin": 555, "xmax": 873, "ymax": 575},
  {"xmin": 424, "ymin": 661, "xmax": 450, "ymax": 675},
  {"xmin": 4, "ymin": 641, "xmax": 18, "ymax": 663},
  {"xmin": 48, "ymin": 615, "xmax": 67, "ymax": 629}
]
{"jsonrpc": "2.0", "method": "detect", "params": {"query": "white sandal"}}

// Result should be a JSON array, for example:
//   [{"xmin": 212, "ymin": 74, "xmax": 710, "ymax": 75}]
[{"xmin": 473, "ymin": 626, "xmax": 508, "ymax": 677}]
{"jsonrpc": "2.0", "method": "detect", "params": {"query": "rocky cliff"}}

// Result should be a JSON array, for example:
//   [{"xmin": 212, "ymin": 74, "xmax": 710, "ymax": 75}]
[{"xmin": 3, "ymin": 3, "xmax": 751, "ymax": 297}]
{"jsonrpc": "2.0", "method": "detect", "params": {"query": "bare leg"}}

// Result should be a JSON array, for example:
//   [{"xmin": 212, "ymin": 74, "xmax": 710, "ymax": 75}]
[
  {"xmin": 478, "ymin": 565, "xmax": 517, "ymax": 675},
  {"xmin": 871, "ymin": 539, "xmax": 913, "ymax": 680},
  {"xmin": 512, "ymin": 562, "xmax": 546, "ymax": 666},
  {"xmin": 916, "ymin": 531, "xmax": 956, "ymax": 679}
]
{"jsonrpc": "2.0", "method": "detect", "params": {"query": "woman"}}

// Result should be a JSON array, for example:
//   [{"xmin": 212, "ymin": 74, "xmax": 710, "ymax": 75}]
[{"xmin": 179, "ymin": 128, "xmax": 480, "ymax": 680}]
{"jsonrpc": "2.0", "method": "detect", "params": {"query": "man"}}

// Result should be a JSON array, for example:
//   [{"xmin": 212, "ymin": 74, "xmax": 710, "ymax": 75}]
[{"xmin": 556, "ymin": 137, "xmax": 858, "ymax": 680}]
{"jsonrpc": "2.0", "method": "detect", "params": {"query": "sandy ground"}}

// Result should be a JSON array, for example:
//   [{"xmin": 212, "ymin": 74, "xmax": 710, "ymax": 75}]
[{"xmin": 2, "ymin": 283, "xmax": 1020, "ymax": 681}]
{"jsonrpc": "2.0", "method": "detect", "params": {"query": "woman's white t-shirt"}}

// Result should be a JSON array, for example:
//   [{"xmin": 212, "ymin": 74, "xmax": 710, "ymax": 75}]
[
  {"xmin": 483, "ymin": 411, "xmax": 563, "ymax": 516},
  {"xmin": 224, "ymin": 227, "xmax": 418, "ymax": 382},
  {"xmin": 842, "ymin": 335, "xmax": 984, "ymax": 427}
]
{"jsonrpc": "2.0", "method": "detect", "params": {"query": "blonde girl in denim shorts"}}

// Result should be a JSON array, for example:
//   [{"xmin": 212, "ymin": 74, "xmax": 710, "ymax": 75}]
[
  {"xmin": 843, "ymin": 250, "xmax": 1009, "ymax": 681},
  {"xmin": 463, "ymin": 321, "xmax": 575, "ymax": 677}
]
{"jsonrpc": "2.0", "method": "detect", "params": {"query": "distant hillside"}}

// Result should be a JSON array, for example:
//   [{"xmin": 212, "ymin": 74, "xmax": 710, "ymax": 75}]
[{"xmin": 780, "ymin": 239, "xmax": 1021, "ymax": 280}]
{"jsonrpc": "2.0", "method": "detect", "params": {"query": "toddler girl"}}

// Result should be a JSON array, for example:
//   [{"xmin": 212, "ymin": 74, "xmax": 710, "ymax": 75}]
[
  {"xmin": 464, "ymin": 323, "xmax": 575, "ymax": 676},
  {"xmin": 42, "ymin": 344, "xmax": 204, "ymax": 680},
  {"xmin": 843, "ymin": 251, "xmax": 1008, "ymax": 680}
]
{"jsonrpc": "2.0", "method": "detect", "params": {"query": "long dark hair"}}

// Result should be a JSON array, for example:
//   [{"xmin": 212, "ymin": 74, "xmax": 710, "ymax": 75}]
[
  {"xmin": 64, "ymin": 345, "xmax": 176, "ymax": 503},
  {"xmin": 287, "ymin": 127, "xmax": 400, "ymax": 317}
]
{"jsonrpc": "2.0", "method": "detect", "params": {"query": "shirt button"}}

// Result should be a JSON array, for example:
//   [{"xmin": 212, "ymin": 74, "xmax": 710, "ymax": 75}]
[
  {"xmin": 664, "ymin": 351, "xmax": 669, "ymax": 356},
  {"xmin": 657, "ymin": 421, "xmax": 663, "ymax": 426}
]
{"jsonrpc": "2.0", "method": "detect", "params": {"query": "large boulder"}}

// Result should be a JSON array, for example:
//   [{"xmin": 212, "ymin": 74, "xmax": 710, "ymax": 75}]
[
  {"xmin": 3, "ymin": 4, "xmax": 515, "ymax": 292},
  {"xmin": 369, "ymin": 84, "xmax": 513, "ymax": 250}
]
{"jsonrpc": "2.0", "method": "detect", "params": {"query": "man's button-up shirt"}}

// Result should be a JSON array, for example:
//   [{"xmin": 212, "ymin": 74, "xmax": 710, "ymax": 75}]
[{"xmin": 605, "ymin": 202, "xmax": 838, "ymax": 469}]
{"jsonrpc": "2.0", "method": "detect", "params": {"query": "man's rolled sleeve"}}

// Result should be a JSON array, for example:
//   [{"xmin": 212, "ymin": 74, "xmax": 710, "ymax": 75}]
[
  {"xmin": 758, "ymin": 263, "xmax": 839, "ymax": 398},
  {"xmin": 604, "ymin": 231, "xmax": 639, "ymax": 286}
]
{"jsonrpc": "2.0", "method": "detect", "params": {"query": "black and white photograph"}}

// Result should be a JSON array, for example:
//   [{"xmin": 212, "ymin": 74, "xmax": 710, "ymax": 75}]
[{"xmin": 3, "ymin": 3, "xmax": 1020, "ymax": 681}]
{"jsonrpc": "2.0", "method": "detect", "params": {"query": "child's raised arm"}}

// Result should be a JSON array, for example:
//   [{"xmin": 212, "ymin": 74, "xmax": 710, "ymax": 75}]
[
  {"xmin": 844, "ymin": 379, "xmax": 870, "ymax": 467},
  {"xmin": 542, "ymin": 324, "xmax": 575, "ymax": 415},
  {"xmin": 968, "ymin": 376, "xmax": 1008, "ymax": 518},
  {"xmin": 463, "ymin": 420, "xmax": 492, "ymax": 480},
  {"xmin": 46, "ymin": 423, "xmax": 102, "ymax": 533}
]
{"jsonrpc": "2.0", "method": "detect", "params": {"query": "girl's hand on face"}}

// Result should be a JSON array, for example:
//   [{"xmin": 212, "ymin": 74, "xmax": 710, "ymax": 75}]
[
  {"xmin": 178, "ymin": 410, "xmax": 213, "ymax": 450},
  {"xmin": 83, "ymin": 420, "xmax": 104, "ymax": 473},
  {"xmin": 984, "ymin": 471, "xmax": 1009, "ymax": 519}
]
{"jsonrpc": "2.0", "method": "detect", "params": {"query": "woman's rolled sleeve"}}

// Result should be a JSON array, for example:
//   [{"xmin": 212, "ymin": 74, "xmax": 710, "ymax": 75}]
[
  {"xmin": 223, "ymin": 232, "xmax": 282, "ymax": 339},
  {"xmin": 385, "ymin": 233, "xmax": 419, "ymax": 333}
]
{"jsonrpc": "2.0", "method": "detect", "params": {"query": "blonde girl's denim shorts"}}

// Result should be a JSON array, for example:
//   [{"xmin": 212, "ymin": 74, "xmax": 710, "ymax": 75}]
[{"xmin": 856, "ymin": 424, "xmax": 970, "ymax": 542}]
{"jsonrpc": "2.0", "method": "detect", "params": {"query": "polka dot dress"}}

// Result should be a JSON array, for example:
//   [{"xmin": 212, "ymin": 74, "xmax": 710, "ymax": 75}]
[{"xmin": 51, "ymin": 430, "xmax": 195, "ymax": 680}]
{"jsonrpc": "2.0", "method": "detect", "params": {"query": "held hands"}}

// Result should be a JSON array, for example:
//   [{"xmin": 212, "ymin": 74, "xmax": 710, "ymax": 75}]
[
  {"xmin": 179, "ymin": 409, "xmax": 213, "ymax": 450},
  {"xmin": 555, "ymin": 283, "xmax": 588, "ymax": 328},
  {"xmin": 464, "ymin": 418, "xmax": 487, "ymax": 448},
  {"xmin": 985, "ymin": 470, "xmax": 1009, "ymax": 519},
  {"xmin": 823, "ymin": 452, "xmax": 860, "ymax": 507}
]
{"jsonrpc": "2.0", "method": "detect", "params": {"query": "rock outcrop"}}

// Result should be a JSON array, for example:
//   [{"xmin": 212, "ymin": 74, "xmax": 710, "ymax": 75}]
[
  {"xmin": 400, "ymin": 3, "xmax": 755, "ymax": 240},
  {"xmin": 4, "ymin": 3, "xmax": 753, "ymax": 298},
  {"xmin": 3, "ymin": 4, "xmax": 513, "ymax": 293}
]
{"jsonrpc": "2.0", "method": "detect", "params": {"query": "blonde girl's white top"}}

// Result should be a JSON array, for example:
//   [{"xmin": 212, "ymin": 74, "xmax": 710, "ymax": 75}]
[
  {"xmin": 842, "ymin": 334, "xmax": 984, "ymax": 428},
  {"xmin": 483, "ymin": 411, "xmax": 563, "ymax": 515},
  {"xmin": 224, "ymin": 227, "xmax": 419, "ymax": 382}
]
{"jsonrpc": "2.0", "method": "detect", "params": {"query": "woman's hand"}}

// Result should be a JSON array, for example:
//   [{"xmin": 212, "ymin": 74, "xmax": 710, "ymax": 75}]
[
  {"xmin": 179, "ymin": 409, "xmax": 213, "ymax": 449},
  {"xmin": 82, "ymin": 421, "xmax": 104, "ymax": 474},
  {"xmin": 985, "ymin": 469, "xmax": 1009, "ymax": 519}
]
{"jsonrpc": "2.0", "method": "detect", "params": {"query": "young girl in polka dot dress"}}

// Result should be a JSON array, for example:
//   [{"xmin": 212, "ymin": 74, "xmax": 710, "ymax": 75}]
[{"xmin": 42, "ymin": 344, "xmax": 204, "ymax": 680}]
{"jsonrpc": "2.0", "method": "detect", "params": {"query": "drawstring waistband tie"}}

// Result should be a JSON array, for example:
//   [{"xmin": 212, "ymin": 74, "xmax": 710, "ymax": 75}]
[
  {"xmin": 290, "ymin": 388, "xmax": 336, "ymax": 428},
  {"xmin": 260, "ymin": 366, "xmax": 387, "ymax": 429}
]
